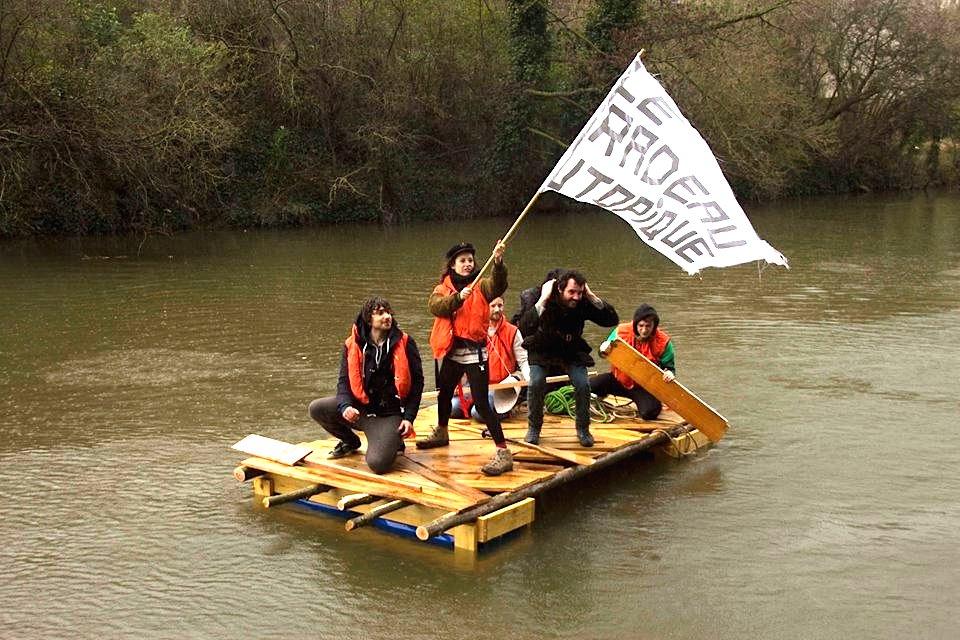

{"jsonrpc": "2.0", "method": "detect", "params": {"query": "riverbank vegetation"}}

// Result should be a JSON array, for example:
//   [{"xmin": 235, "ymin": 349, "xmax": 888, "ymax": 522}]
[{"xmin": 2, "ymin": 0, "xmax": 959, "ymax": 235}]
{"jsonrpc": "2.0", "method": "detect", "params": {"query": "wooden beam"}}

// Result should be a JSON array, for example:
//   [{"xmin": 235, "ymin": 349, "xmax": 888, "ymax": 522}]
[
  {"xmin": 416, "ymin": 425, "xmax": 690, "ymax": 540},
  {"xmin": 477, "ymin": 497, "xmax": 535, "ymax": 542},
  {"xmin": 599, "ymin": 338, "xmax": 728, "ymax": 442}
]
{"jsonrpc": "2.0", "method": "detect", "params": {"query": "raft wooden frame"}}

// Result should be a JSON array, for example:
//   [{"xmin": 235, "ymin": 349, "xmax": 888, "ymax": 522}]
[
  {"xmin": 233, "ymin": 408, "xmax": 712, "ymax": 552},
  {"xmin": 231, "ymin": 338, "xmax": 723, "ymax": 553}
]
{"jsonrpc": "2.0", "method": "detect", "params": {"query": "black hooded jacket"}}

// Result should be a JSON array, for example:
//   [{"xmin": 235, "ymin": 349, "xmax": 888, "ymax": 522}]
[
  {"xmin": 336, "ymin": 313, "xmax": 424, "ymax": 422},
  {"xmin": 519, "ymin": 295, "xmax": 619, "ymax": 367}
]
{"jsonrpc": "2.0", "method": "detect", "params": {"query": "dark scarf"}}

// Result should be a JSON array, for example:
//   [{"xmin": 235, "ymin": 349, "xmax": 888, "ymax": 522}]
[{"xmin": 448, "ymin": 270, "xmax": 478, "ymax": 290}]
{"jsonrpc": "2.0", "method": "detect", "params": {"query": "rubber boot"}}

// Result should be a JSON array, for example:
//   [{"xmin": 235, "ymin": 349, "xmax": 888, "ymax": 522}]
[
  {"xmin": 524, "ymin": 426, "xmax": 541, "ymax": 445},
  {"xmin": 416, "ymin": 424, "xmax": 449, "ymax": 449},
  {"xmin": 481, "ymin": 448, "xmax": 513, "ymax": 476},
  {"xmin": 576, "ymin": 425, "xmax": 594, "ymax": 448}
]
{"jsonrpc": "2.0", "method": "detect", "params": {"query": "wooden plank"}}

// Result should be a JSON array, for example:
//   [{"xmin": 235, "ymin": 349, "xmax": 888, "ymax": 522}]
[
  {"xmin": 394, "ymin": 454, "xmax": 491, "ymax": 504},
  {"xmin": 239, "ymin": 457, "xmax": 474, "ymax": 511},
  {"xmin": 477, "ymin": 497, "xmax": 535, "ymax": 542},
  {"xmin": 300, "ymin": 454, "xmax": 425, "ymax": 493},
  {"xmin": 232, "ymin": 434, "xmax": 313, "ymax": 466},
  {"xmin": 452, "ymin": 423, "xmax": 596, "ymax": 466},
  {"xmin": 599, "ymin": 338, "xmax": 728, "ymax": 442},
  {"xmin": 416, "ymin": 425, "xmax": 689, "ymax": 540}
]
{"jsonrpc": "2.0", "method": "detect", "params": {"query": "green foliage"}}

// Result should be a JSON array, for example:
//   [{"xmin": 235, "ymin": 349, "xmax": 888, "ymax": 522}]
[
  {"xmin": 2, "ymin": 0, "xmax": 960, "ymax": 238},
  {"xmin": 585, "ymin": 0, "xmax": 637, "ymax": 54}
]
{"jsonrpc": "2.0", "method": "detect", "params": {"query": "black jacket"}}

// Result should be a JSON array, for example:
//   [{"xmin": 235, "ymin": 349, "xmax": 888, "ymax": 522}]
[
  {"xmin": 519, "ymin": 296, "xmax": 619, "ymax": 367},
  {"xmin": 336, "ymin": 314, "xmax": 424, "ymax": 422}
]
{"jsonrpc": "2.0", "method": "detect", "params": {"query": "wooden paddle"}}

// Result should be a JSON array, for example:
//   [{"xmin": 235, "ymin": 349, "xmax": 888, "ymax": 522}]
[{"xmin": 599, "ymin": 338, "xmax": 728, "ymax": 442}]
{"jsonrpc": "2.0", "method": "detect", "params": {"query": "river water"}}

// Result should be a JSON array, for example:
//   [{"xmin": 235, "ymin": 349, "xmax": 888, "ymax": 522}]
[{"xmin": 2, "ymin": 191, "xmax": 958, "ymax": 639}]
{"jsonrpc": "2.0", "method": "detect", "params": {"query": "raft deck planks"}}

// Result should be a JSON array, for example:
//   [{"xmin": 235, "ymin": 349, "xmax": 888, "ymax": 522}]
[{"xmin": 233, "ymin": 401, "xmax": 707, "ymax": 552}]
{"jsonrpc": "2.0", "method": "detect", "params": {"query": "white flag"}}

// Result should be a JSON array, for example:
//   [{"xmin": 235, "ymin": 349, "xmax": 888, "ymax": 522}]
[{"xmin": 539, "ymin": 54, "xmax": 788, "ymax": 275}]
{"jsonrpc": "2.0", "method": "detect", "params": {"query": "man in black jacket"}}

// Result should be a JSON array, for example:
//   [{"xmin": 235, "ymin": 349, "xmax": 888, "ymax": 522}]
[
  {"xmin": 519, "ymin": 270, "xmax": 618, "ymax": 447},
  {"xmin": 308, "ymin": 297, "xmax": 424, "ymax": 474}
]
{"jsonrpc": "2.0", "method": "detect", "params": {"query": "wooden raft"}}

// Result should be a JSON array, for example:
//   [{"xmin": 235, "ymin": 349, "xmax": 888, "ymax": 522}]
[
  {"xmin": 232, "ymin": 337, "xmax": 725, "ymax": 552},
  {"xmin": 232, "ymin": 404, "xmax": 712, "ymax": 552}
]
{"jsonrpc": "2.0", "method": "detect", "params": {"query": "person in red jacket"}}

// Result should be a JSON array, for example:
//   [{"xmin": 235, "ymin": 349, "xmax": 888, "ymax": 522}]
[
  {"xmin": 308, "ymin": 297, "xmax": 424, "ymax": 474},
  {"xmin": 418, "ymin": 240, "xmax": 513, "ymax": 476},
  {"xmin": 590, "ymin": 304, "xmax": 676, "ymax": 420},
  {"xmin": 450, "ymin": 296, "xmax": 530, "ymax": 421}
]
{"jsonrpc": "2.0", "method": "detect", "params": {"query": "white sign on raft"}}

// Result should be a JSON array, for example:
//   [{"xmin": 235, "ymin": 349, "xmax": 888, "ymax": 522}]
[{"xmin": 539, "ymin": 53, "xmax": 789, "ymax": 275}]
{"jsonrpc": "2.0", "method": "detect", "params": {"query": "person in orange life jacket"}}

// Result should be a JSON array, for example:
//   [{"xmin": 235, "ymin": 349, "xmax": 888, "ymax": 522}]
[
  {"xmin": 519, "ymin": 269, "xmax": 619, "ymax": 447},
  {"xmin": 450, "ymin": 296, "xmax": 530, "ymax": 421},
  {"xmin": 589, "ymin": 304, "xmax": 675, "ymax": 420},
  {"xmin": 417, "ymin": 240, "xmax": 513, "ymax": 477},
  {"xmin": 308, "ymin": 297, "xmax": 424, "ymax": 474}
]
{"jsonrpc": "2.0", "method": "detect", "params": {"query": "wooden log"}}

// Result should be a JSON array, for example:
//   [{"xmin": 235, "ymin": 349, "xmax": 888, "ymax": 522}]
[
  {"xmin": 599, "ymin": 338, "xmax": 728, "ymax": 442},
  {"xmin": 344, "ymin": 500, "xmax": 409, "ymax": 531},
  {"xmin": 233, "ymin": 465, "xmax": 266, "ymax": 482},
  {"xmin": 415, "ymin": 425, "xmax": 690, "ymax": 540},
  {"xmin": 261, "ymin": 483, "xmax": 330, "ymax": 508},
  {"xmin": 337, "ymin": 493, "xmax": 382, "ymax": 511}
]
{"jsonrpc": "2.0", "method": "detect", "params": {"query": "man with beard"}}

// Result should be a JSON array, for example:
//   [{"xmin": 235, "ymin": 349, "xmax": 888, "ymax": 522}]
[
  {"xmin": 308, "ymin": 296, "xmax": 424, "ymax": 474},
  {"xmin": 519, "ymin": 269, "xmax": 619, "ymax": 447},
  {"xmin": 590, "ymin": 304, "xmax": 676, "ymax": 420}
]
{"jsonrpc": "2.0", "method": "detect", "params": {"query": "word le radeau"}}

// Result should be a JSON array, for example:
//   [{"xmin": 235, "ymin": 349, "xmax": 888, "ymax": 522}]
[{"xmin": 540, "ymin": 56, "xmax": 787, "ymax": 274}]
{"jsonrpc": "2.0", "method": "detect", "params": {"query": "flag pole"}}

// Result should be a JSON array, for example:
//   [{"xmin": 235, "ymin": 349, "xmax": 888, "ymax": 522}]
[
  {"xmin": 471, "ymin": 51, "xmax": 647, "ymax": 284},
  {"xmin": 470, "ymin": 190, "xmax": 542, "ymax": 284}
]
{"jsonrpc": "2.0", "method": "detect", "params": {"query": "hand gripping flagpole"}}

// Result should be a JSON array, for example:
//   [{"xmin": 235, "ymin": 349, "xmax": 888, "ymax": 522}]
[{"xmin": 470, "ymin": 49, "xmax": 650, "ymax": 285}]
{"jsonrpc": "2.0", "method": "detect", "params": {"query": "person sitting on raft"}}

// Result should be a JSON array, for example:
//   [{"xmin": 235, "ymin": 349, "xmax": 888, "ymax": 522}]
[
  {"xmin": 450, "ymin": 295, "xmax": 530, "ymax": 422},
  {"xmin": 589, "ymin": 303, "xmax": 675, "ymax": 420},
  {"xmin": 308, "ymin": 296, "xmax": 424, "ymax": 473},
  {"xmin": 417, "ymin": 240, "xmax": 514, "ymax": 477}
]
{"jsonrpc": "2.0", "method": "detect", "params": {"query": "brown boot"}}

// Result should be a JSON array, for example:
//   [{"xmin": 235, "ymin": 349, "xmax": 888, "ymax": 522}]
[
  {"xmin": 481, "ymin": 448, "xmax": 513, "ymax": 476},
  {"xmin": 416, "ymin": 424, "xmax": 449, "ymax": 449}
]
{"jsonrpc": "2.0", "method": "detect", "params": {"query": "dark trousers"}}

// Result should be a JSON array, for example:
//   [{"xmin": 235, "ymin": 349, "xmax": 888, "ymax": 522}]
[
  {"xmin": 527, "ymin": 363, "xmax": 591, "ymax": 431},
  {"xmin": 435, "ymin": 358, "xmax": 505, "ymax": 444},
  {"xmin": 307, "ymin": 396, "xmax": 402, "ymax": 474},
  {"xmin": 589, "ymin": 372, "xmax": 662, "ymax": 420}
]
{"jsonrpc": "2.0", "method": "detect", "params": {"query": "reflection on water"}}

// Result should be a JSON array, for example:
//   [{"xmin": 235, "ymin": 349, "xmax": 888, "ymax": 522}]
[{"xmin": 1, "ymin": 191, "xmax": 959, "ymax": 639}]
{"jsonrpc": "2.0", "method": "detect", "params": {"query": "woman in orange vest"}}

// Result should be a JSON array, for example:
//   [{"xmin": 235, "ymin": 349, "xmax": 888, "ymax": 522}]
[
  {"xmin": 589, "ymin": 304, "xmax": 676, "ymax": 420},
  {"xmin": 417, "ymin": 240, "xmax": 513, "ymax": 476},
  {"xmin": 308, "ymin": 297, "xmax": 424, "ymax": 474}
]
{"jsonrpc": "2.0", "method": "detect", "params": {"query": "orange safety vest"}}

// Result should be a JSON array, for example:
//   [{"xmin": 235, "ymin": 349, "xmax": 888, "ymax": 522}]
[
  {"xmin": 345, "ymin": 326, "xmax": 412, "ymax": 404},
  {"xmin": 612, "ymin": 322, "xmax": 671, "ymax": 390},
  {"xmin": 429, "ymin": 275, "xmax": 490, "ymax": 360},
  {"xmin": 486, "ymin": 316, "xmax": 519, "ymax": 383}
]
